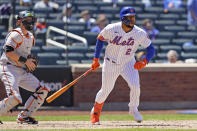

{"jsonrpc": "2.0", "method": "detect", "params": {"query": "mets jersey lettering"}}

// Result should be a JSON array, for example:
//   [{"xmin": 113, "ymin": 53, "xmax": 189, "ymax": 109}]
[
  {"xmin": 110, "ymin": 36, "xmax": 134, "ymax": 46},
  {"xmin": 99, "ymin": 22, "xmax": 151, "ymax": 64}
]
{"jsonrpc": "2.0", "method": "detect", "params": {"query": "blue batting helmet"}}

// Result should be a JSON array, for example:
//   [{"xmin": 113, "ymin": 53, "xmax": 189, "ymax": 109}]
[{"xmin": 120, "ymin": 6, "xmax": 136, "ymax": 26}]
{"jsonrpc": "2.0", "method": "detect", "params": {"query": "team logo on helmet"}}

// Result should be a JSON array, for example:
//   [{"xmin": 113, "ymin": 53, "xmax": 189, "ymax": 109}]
[
  {"xmin": 130, "ymin": 9, "xmax": 134, "ymax": 13},
  {"xmin": 24, "ymin": 12, "xmax": 33, "ymax": 17}
]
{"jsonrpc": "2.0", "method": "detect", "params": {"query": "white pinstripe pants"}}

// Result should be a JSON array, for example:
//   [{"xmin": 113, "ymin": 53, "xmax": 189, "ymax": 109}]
[{"xmin": 95, "ymin": 58, "xmax": 140, "ymax": 109}]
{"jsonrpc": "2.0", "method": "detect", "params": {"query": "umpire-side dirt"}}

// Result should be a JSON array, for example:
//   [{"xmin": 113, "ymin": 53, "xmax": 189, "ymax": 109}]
[
  {"xmin": 1, "ymin": 110, "xmax": 197, "ymax": 129},
  {"xmin": 1, "ymin": 120, "xmax": 197, "ymax": 130}
]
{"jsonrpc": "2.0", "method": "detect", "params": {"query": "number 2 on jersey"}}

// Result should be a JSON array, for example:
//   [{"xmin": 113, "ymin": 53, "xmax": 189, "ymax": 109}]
[{"xmin": 125, "ymin": 48, "xmax": 132, "ymax": 55}]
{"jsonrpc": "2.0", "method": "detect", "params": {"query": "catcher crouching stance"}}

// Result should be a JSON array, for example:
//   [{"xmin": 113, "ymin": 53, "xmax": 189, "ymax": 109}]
[{"xmin": 0, "ymin": 10, "xmax": 50, "ymax": 124}]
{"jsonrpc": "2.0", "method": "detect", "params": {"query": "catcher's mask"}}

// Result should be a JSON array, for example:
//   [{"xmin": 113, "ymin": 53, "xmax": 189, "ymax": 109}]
[
  {"xmin": 17, "ymin": 10, "xmax": 36, "ymax": 31},
  {"xmin": 120, "ymin": 6, "xmax": 136, "ymax": 27}
]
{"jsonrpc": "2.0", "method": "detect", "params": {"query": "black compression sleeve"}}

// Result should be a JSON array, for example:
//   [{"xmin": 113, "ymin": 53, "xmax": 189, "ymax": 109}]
[{"xmin": 4, "ymin": 45, "xmax": 14, "ymax": 52}]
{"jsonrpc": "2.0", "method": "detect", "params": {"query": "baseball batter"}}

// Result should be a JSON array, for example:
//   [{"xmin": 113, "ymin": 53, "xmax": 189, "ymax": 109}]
[
  {"xmin": 91, "ymin": 7, "xmax": 155, "ymax": 124},
  {"xmin": 0, "ymin": 10, "xmax": 50, "ymax": 124}
]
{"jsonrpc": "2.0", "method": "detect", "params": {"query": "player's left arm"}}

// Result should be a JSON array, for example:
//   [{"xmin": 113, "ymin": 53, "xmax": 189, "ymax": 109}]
[
  {"xmin": 134, "ymin": 43, "xmax": 155, "ymax": 70},
  {"xmin": 134, "ymin": 31, "xmax": 155, "ymax": 70},
  {"xmin": 145, "ymin": 43, "xmax": 155, "ymax": 62}
]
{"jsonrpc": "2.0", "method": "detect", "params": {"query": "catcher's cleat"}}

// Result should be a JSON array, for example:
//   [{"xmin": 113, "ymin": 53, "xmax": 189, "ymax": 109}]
[
  {"xmin": 0, "ymin": 120, "xmax": 3, "ymax": 124},
  {"xmin": 90, "ymin": 102, "xmax": 104, "ymax": 125},
  {"xmin": 130, "ymin": 108, "xmax": 143, "ymax": 123},
  {"xmin": 17, "ymin": 116, "xmax": 38, "ymax": 124}
]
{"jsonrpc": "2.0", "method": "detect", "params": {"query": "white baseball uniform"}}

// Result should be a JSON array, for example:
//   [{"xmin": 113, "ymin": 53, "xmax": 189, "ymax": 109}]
[
  {"xmin": 95, "ymin": 22, "xmax": 151, "ymax": 109},
  {"xmin": 0, "ymin": 28, "xmax": 49, "ymax": 117}
]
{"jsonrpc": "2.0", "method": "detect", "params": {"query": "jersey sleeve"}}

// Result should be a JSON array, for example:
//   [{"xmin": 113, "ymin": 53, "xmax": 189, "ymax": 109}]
[
  {"xmin": 98, "ymin": 25, "xmax": 110, "ymax": 41},
  {"xmin": 4, "ymin": 31, "xmax": 23, "ymax": 49},
  {"xmin": 187, "ymin": 0, "xmax": 193, "ymax": 10},
  {"xmin": 140, "ymin": 31, "xmax": 151, "ymax": 48}
]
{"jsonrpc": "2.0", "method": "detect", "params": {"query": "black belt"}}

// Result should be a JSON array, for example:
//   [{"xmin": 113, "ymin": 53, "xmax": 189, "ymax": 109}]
[
  {"xmin": 106, "ymin": 57, "xmax": 116, "ymax": 63},
  {"xmin": 7, "ymin": 62, "xmax": 11, "ymax": 65}
]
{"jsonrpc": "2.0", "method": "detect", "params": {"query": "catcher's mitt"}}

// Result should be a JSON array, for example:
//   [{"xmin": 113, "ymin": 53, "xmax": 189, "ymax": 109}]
[{"xmin": 26, "ymin": 54, "xmax": 39, "ymax": 72}]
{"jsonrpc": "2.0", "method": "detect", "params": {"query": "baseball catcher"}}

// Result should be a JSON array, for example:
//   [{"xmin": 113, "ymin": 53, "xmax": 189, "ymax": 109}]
[{"xmin": 0, "ymin": 10, "xmax": 50, "ymax": 124}]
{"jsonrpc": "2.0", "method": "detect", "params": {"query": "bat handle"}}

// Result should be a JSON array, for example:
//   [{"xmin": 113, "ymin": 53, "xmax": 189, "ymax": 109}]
[{"xmin": 84, "ymin": 68, "xmax": 93, "ymax": 76}]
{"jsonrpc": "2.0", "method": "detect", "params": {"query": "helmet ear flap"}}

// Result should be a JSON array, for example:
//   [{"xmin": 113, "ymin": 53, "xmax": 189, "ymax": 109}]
[{"xmin": 15, "ymin": 14, "xmax": 21, "ymax": 21}]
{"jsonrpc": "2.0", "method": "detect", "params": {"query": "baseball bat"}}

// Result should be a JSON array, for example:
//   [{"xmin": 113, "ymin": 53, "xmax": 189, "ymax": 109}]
[{"xmin": 46, "ymin": 68, "xmax": 93, "ymax": 103}]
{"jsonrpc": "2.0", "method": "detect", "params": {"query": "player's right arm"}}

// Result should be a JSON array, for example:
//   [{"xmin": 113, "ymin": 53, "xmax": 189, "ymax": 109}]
[
  {"xmin": 188, "ymin": 0, "xmax": 197, "ymax": 22},
  {"xmin": 91, "ymin": 26, "xmax": 109, "ymax": 71},
  {"xmin": 4, "ymin": 31, "xmax": 36, "ymax": 71},
  {"xmin": 91, "ymin": 35, "xmax": 105, "ymax": 71}
]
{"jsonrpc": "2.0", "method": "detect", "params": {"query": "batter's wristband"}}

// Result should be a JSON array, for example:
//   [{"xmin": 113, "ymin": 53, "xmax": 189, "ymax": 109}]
[
  {"xmin": 18, "ymin": 56, "xmax": 27, "ymax": 64},
  {"xmin": 93, "ymin": 58, "xmax": 99, "ymax": 62}
]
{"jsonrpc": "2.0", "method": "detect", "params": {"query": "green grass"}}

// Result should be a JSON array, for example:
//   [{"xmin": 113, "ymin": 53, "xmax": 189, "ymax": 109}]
[
  {"xmin": 1, "ymin": 114, "xmax": 197, "ymax": 121},
  {"xmin": 0, "ymin": 129, "xmax": 196, "ymax": 131}
]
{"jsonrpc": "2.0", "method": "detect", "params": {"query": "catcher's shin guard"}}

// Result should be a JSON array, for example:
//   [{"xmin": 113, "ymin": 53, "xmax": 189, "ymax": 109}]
[
  {"xmin": 0, "ymin": 95, "xmax": 22, "ymax": 115},
  {"xmin": 91, "ymin": 102, "xmax": 104, "ymax": 125},
  {"xmin": 18, "ymin": 86, "xmax": 50, "ymax": 118}
]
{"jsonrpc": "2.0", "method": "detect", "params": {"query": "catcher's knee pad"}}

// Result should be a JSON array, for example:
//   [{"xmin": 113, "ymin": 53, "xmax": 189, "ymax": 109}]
[
  {"xmin": 0, "ymin": 94, "xmax": 22, "ymax": 115},
  {"xmin": 21, "ymin": 86, "xmax": 50, "ymax": 117}
]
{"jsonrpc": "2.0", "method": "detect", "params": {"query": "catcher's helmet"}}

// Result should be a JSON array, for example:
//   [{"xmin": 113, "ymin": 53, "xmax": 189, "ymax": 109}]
[
  {"xmin": 16, "ymin": 10, "xmax": 36, "ymax": 31},
  {"xmin": 17, "ymin": 10, "xmax": 35, "ymax": 20},
  {"xmin": 120, "ymin": 6, "xmax": 136, "ymax": 26}
]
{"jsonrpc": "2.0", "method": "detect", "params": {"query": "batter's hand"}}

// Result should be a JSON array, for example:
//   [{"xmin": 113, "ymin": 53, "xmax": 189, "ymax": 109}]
[
  {"xmin": 134, "ymin": 58, "xmax": 148, "ymax": 70},
  {"xmin": 25, "ymin": 59, "xmax": 36, "ymax": 72},
  {"xmin": 91, "ymin": 58, "xmax": 100, "ymax": 71}
]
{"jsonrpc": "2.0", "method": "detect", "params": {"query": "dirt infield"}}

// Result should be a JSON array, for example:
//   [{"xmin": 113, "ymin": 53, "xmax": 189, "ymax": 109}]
[
  {"xmin": 1, "ymin": 120, "xmax": 197, "ymax": 130},
  {"xmin": 1, "ymin": 110, "xmax": 197, "ymax": 130}
]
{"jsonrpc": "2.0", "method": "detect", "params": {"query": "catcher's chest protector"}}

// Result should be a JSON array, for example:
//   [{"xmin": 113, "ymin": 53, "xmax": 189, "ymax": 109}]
[
  {"xmin": 12, "ymin": 28, "xmax": 34, "ymax": 58},
  {"xmin": 0, "ymin": 28, "xmax": 35, "ymax": 66}
]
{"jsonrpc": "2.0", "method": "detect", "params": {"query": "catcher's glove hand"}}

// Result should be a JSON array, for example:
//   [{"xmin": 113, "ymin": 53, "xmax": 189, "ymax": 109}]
[{"xmin": 26, "ymin": 54, "xmax": 39, "ymax": 72}]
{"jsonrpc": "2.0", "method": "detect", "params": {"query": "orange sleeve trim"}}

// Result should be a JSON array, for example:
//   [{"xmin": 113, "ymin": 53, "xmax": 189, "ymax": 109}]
[
  {"xmin": 11, "ymin": 29, "xmax": 23, "ymax": 49},
  {"xmin": 32, "ymin": 35, "xmax": 35, "ymax": 46},
  {"xmin": 97, "ymin": 34, "xmax": 105, "ymax": 41}
]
